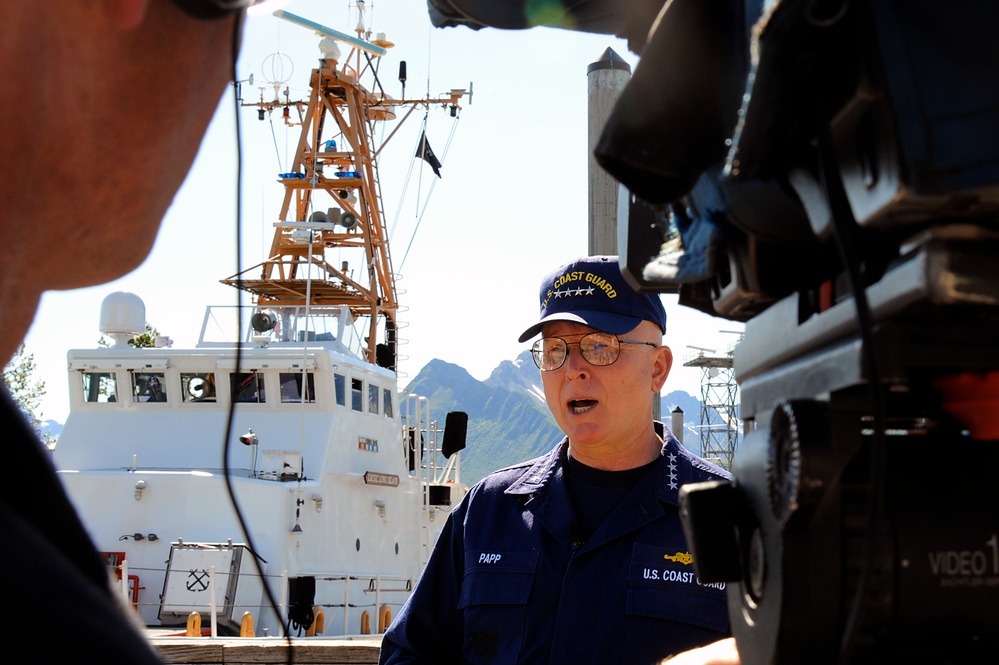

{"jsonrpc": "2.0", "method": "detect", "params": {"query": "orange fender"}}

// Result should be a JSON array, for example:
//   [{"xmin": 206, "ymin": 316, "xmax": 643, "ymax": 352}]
[
  {"xmin": 360, "ymin": 610, "xmax": 371, "ymax": 635},
  {"xmin": 185, "ymin": 612, "xmax": 201, "ymax": 637},
  {"xmin": 240, "ymin": 611, "xmax": 255, "ymax": 637},
  {"xmin": 306, "ymin": 607, "xmax": 325, "ymax": 636},
  {"xmin": 378, "ymin": 604, "xmax": 392, "ymax": 633}
]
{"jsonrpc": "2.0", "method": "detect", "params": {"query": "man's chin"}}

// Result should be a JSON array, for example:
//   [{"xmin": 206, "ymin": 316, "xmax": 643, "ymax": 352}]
[{"xmin": 565, "ymin": 425, "xmax": 610, "ymax": 452}]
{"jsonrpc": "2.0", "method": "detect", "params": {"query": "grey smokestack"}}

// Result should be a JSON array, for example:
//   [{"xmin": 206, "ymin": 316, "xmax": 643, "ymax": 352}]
[
  {"xmin": 671, "ymin": 406, "xmax": 684, "ymax": 443},
  {"xmin": 587, "ymin": 47, "xmax": 631, "ymax": 256}
]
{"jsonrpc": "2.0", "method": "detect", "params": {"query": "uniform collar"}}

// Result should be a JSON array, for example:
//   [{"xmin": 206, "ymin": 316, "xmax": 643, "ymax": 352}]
[
  {"xmin": 505, "ymin": 441, "xmax": 566, "ymax": 496},
  {"xmin": 505, "ymin": 422, "xmax": 692, "ymax": 503},
  {"xmin": 654, "ymin": 423, "xmax": 688, "ymax": 507}
]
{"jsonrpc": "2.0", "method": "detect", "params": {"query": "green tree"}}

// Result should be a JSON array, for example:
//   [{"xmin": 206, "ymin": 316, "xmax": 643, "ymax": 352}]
[
  {"xmin": 2, "ymin": 343, "xmax": 56, "ymax": 446},
  {"xmin": 98, "ymin": 322, "xmax": 161, "ymax": 349},
  {"xmin": 127, "ymin": 322, "xmax": 161, "ymax": 349},
  {"xmin": 93, "ymin": 322, "xmax": 162, "ymax": 401}
]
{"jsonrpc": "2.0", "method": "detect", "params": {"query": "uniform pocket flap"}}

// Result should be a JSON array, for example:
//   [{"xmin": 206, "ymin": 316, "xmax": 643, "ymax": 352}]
[
  {"xmin": 459, "ymin": 550, "xmax": 538, "ymax": 607},
  {"xmin": 625, "ymin": 542, "xmax": 729, "ymax": 633}
]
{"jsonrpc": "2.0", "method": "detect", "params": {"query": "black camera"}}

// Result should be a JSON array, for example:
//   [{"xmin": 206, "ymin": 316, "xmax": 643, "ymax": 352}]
[
  {"xmin": 430, "ymin": 0, "xmax": 999, "ymax": 661},
  {"xmin": 609, "ymin": 1, "xmax": 999, "ymax": 662}
]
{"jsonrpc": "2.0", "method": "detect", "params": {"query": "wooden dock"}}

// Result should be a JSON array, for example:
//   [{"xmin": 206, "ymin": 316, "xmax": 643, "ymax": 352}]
[{"xmin": 149, "ymin": 635, "xmax": 382, "ymax": 664}]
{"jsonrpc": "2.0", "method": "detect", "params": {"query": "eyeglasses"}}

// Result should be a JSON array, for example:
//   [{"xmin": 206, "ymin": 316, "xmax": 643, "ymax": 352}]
[{"xmin": 531, "ymin": 333, "xmax": 658, "ymax": 371}]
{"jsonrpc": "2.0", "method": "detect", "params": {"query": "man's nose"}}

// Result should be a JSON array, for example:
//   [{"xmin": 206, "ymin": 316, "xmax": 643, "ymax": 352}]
[{"xmin": 563, "ymin": 344, "xmax": 591, "ymax": 378}]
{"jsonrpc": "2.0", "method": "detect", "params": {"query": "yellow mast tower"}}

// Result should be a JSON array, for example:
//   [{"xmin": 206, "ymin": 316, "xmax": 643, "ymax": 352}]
[{"xmin": 224, "ymin": 8, "xmax": 468, "ymax": 367}]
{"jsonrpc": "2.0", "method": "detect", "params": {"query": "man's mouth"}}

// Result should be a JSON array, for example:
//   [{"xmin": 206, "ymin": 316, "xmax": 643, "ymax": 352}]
[{"xmin": 569, "ymin": 399, "xmax": 597, "ymax": 414}]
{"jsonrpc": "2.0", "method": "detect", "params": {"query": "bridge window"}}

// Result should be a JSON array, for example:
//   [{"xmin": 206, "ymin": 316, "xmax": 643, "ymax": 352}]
[
  {"xmin": 280, "ymin": 372, "xmax": 316, "ymax": 403},
  {"xmin": 383, "ymin": 388, "xmax": 393, "ymax": 418},
  {"xmin": 132, "ymin": 372, "xmax": 167, "ymax": 403},
  {"xmin": 181, "ymin": 372, "xmax": 216, "ymax": 403},
  {"xmin": 334, "ymin": 373, "xmax": 346, "ymax": 407},
  {"xmin": 368, "ymin": 384, "xmax": 379, "ymax": 414},
  {"xmin": 82, "ymin": 372, "xmax": 117, "ymax": 403},
  {"xmin": 231, "ymin": 372, "xmax": 266, "ymax": 403},
  {"xmin": 351, "ymin": 378, "xmax": 363, "ymax": 412}
]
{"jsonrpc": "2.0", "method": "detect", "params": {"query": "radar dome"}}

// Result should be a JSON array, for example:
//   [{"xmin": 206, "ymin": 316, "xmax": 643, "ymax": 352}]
[{"xmin": 100, "ymin": 292, "xmax": 145, "ymax": 346}]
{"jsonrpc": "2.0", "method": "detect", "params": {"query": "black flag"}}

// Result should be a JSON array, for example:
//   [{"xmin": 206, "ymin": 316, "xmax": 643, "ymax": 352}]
[{"xmin": 415, "ymin": 131, "xmax": 442, "ymax": 178}]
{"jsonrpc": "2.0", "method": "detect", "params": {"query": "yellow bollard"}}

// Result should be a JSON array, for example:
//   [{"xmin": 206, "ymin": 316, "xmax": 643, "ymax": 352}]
[
  {"xmin": 360, "ymin": 610, "xmax": 371, "ymax": 635},
  {"xmin": 186, "ymin": 612, "xmax": 201, "ymax": 637},
  {"xmin": 240, "ymin": 611, "xmax": 255, "ymax": 637},
  {"xmin": 306, "ymin": 607, "xmax": 325, "ymax": 636},
  {"xmin": 378, "ymin": 604, "xmax": 392, "ymax": 633}
]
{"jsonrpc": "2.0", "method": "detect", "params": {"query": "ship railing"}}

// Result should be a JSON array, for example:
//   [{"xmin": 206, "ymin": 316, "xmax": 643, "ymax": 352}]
[
  {"xmin": 114, "ymin": 561, "xmax": 412, "ymax": 637},
  {"xmin": 197, "ymin": 304, "xmax": 365, "ymax": 360},
  {"xmin": 401, "ymin": 394, "xmax": 463, "ymax": 567},
  {"xmin": 400, "ymin": 395, "xmax": 461, "ymax": 487},
  {"xmin": 295, "ymin": 572, "xmax": 412, "ymax": 636}
]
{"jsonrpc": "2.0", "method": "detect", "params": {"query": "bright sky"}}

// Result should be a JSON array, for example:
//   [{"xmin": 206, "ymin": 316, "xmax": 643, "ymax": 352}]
[{"xmin": 24, "ymin": 0, "xmax": 742, "ymax": 424}]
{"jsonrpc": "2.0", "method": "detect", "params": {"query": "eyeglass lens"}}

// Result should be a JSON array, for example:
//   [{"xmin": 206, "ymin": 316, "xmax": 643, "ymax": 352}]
[{"xmin": 531, "ymin": 333, "xmax": 621, "ymax": 370}]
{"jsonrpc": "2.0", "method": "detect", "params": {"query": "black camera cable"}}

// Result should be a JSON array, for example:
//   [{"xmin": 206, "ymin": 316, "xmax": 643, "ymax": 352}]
[
  {"xmin": 816, "ymin": 126, "xmax": 889, "ymax": 663},
  {"xmin": 220, "ymin": 13, "xmax": 295, "ymax": 662}
]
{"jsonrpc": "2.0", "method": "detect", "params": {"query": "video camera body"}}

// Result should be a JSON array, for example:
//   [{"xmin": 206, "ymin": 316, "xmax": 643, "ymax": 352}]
[
  {"xmin": 610, "ymin": 2, "xmax": 999, "ymax": 663},
  {"xmin": 430, "ymin": 0, "xmax": 999, "ymax": 661}
]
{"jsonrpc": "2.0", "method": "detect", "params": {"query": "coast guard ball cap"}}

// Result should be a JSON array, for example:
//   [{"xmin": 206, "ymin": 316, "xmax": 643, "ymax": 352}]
[{"xmin": 518, "ymin": 255, "xmax": 667, "ymax": 342}]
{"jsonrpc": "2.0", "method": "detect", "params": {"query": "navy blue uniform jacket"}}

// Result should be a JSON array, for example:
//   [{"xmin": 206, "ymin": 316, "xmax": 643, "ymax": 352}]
[
  {"xmin": 0, "ymin": 390, "xmax": 164, "ymax": 662},
  {"xmin": 380, "ymin": 424, "xmax": 731, "ymax": 665}
]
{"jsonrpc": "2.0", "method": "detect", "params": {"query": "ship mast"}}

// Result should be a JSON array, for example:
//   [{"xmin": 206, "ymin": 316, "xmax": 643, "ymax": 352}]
[{"xmin": 224, "ymin": 9, "xmax": 468, "ymax": 367}]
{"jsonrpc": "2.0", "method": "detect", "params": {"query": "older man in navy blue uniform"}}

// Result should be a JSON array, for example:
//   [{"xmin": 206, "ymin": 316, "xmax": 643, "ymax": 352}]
[{"xmin": 380, "ymin": 255, "xmax": 731, "ymax": 664}]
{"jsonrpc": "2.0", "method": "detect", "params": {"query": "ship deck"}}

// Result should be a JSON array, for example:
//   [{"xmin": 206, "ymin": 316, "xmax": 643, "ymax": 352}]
[{"xmin": 149, "ymin": 633, "xmax": 381, "ymax": 664}]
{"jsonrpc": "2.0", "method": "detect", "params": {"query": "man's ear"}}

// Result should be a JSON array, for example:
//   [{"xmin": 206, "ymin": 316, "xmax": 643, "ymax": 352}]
[
  {"xmin": 652, "ymin": 345, "xmax": 673, "ymax": 392},
  {"xmin": 105, "ymin": 0, "xmax": 150, "ymax": 29}
]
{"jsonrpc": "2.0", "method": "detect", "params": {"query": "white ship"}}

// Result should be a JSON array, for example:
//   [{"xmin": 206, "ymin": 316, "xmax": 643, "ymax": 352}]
[{"xmin": 53, "ymin": 6, "xmax": 469, "ymax": 639}]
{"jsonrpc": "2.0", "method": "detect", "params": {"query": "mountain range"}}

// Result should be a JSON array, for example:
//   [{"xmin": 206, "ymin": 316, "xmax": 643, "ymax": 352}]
[{"xmin": 405, "ymin": 350, "xmax": 707, "ymax": 485}]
